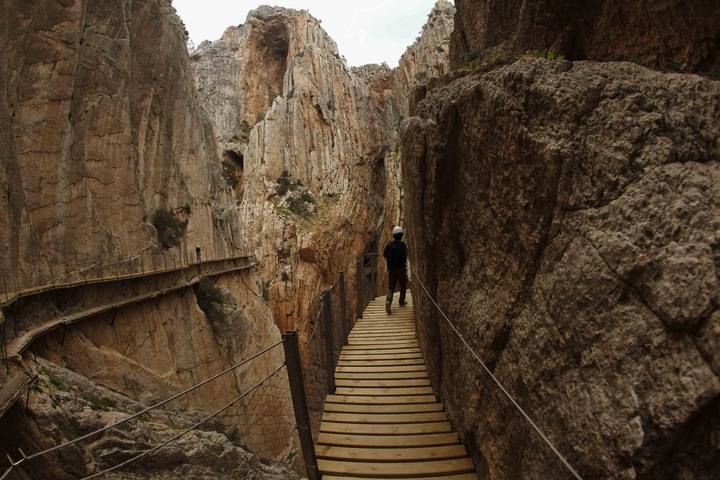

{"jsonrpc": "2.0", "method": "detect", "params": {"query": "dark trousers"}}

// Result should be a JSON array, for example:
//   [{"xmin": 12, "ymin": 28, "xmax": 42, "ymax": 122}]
[{"xmin": 386, "ymin": 268, "xmax": 408, "ymax": 305}]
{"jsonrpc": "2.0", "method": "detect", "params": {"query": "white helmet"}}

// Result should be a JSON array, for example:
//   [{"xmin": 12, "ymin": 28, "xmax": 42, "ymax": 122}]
[{"xmin": 392, "ymin": 226, "xmax": 404, "ymax": 235}]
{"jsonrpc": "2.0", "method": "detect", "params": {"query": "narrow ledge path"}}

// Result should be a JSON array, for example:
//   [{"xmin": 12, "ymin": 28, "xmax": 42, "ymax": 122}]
[{"xmin": 316, "ymin": 293, "xmax": 479, "ymax": 479}]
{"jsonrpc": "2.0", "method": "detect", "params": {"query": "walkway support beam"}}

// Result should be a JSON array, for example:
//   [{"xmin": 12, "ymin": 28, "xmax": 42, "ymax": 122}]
[
  {"xmin": 282, "ymin": 331, "xmax": 321, "ymax": 480},
  {"xmin": 322, "ymin": 290, "xmax": 336, "ymax": 393}
]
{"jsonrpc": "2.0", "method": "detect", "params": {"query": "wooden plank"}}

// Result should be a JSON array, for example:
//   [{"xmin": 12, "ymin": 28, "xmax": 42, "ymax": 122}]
[
  {"xmin": 320, "ymin": 421, "xmax": 452, "ymax": 435},
  {"xmin": 323, "ymin": 402, "xmax": 443, "ymax": 414},
  {"xmin": 343, "ymin": 343, "xmax": 418, "ymax": 350},
  {"xmin": 318, "ymin": 458, "xmax": 475, "ymax": 477},
  {"xmin": 349, "ymin": 333, "xmax": 415, "ymax": 337},
  {"xmin": 346, "ymin": 341, "xmax": 418, "ymax": 347},
  {"xmin": 340, "ymin": 348, "xmax": 421, "ymax": 355},
  {"xmin": 349, "ymin": 332, "xmax": 415, "ymax": 337},
  {"xmin": 335, "ymin": 371, "xmax": 428, "ymax": 380},
  {"xmin": 317, "ymin": 432, "xmax": 460, "ymax": 448},
  {"xmin": 334, "ymin": 386, "xmax": 434, "ymax": 396},
  {"xmin": 323, "ymin": 411, "xmax": 448, "ymax": 424},
  {"xmin": 340, "ymin": 350, "xmax": 423, "ymax": 361},
  {"xmin": 351, "ymin": 327, "xmax": 414, "ymax": 332},
  {"xmin": 316, "ymin": 444, "xmax": 467, "ymax": 462},
  {"xmin": 335, "ymin": 378, "xmax": 431, "ymax": 388},
  {"xmin": 326, "ymin": 394, "xmax": 437, "ymax": 405},
  {"xmin": 322, "ymin": 474, "xmax": 478, "ymax": 480},
  {"xmin": 336, "ymin": 365, "xmax": 428, "ymax": 373},
  {"xmin": 337, "ymin": 358, "xmax": 425, "ymax": 366}
]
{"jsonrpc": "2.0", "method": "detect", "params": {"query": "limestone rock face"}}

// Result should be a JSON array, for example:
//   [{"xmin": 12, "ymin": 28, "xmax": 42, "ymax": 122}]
[
  {"xmin": 450, "ymin": 0, "xmax": 720, "ymax": 73},
  {"xmin": 0, "ymin": 359, "xmax": 299, "ymax": 480},
  {"xmin": 402, "ymin": 59, "xmax": 720, "ymax": 479},
  {"xmin": 193, "ymin": 6, "xmax": 388, "ymax": 334},
  {"xmin": 0, "ymin": 0, "xmax": 239, "ymax": 293}
]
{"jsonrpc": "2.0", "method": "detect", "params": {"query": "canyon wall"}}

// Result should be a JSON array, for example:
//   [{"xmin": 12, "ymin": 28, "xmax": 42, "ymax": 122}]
[
  {"xmin": 403, "ymin": 12, "xmax": 720, "ymax": 480},
  {"xmin": 0, "ymin": 0, "xmax": 241, "ymax": 295},
  {"xmin": 0, "ymin": 1, "xmax": 297, "ymax": 477},
  {"xmin": 192, "ymin": 6, "xmax": 387, "ymax": 333},
  {"xmin": 450, "ymin": 0, "xmax": 720, "ymax": 74}
]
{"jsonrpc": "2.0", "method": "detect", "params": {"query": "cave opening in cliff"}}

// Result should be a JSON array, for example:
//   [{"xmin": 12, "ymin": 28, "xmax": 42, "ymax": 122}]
[
  {"xmin": 224, "ymin": 149, "xmax": 244, "ymax": 170},
  {"xmin": 253, "ymin": 20, "xmax": 289, "ymax": 113}
]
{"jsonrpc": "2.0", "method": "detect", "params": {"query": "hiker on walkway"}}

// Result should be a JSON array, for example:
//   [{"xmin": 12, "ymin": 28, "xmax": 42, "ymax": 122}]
[{"xmin": 384, "ymin": 226, "xmax": 408, "ymax": 315}]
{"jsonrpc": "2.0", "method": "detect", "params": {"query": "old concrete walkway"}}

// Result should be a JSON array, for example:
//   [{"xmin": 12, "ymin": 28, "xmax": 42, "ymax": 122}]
[{"xmin": 315, "ymin": 293, "xmax": 479, "ymax": 479}]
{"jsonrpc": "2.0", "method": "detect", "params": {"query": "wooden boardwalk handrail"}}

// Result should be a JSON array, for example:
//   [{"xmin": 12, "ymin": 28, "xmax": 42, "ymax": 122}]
[
  {"xmin": 0, "ymin": 255, "xmax": 254, "ymax": 308},
  {"xmin": 3, "ymin": 260, "xmax": 256, "ymax": 360}
]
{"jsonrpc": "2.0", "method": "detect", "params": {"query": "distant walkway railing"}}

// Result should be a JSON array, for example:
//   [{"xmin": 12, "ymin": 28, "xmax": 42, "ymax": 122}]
[
  {"xmin": 1, "ymin": 255, "xmax": 255, "ymax": 362},
  {"xmin": 1, "ymin": 254, "xmax": 254, "ymax": 307},
  {"xmin": 0, "ymin": 252, "xmax": 380, "ymax": 480}
]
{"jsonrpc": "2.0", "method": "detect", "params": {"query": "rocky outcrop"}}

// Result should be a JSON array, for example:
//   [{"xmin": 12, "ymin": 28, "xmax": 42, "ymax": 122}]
[
  {"xmin": 402, "ymin": 58, "xmax": 720, "ymax": 479},
  {"xmin": 450, "ymin": 0, "xmax": 720, "ymax": 73},
  {"xmin": 0, "ymin": 359, "xmax": 299, "ymax": 480},
  {"xmin": 0, "ymin": 0, "xmax": 240, "ymax": 294}
]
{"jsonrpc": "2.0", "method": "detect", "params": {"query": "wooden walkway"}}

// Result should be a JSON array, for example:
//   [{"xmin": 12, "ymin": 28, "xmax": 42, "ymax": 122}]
[{"xmin": 316, "ymin": 294, "xmax": 478, "ymax": 479}]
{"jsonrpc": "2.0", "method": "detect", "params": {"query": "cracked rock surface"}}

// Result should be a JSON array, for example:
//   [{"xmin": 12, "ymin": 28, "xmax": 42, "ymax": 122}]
[{"xmin": 402, "ymin": 58, "xmax": 720, "ymax": 479}]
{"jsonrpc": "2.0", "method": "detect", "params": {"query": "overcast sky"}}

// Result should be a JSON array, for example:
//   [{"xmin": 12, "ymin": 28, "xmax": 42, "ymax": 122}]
[{"xmin": 173, "ymin": 0, "xmax": 448, "ymax": 67}]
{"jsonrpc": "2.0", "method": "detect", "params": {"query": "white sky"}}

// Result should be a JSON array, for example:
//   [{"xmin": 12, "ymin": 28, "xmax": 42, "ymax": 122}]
[{"xmin": 173, "ymin": 0, "xmax": 449, "ymax": 67}]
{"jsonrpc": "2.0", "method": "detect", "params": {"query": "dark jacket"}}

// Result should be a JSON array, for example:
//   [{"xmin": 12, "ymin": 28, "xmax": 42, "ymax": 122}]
[{"xmin": 383, "ymin": 239, "xmax": 408, "ymax": 271}]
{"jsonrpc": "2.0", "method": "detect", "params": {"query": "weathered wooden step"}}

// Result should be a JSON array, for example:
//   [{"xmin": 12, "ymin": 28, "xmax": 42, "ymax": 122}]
[
  {"xmin": 335, "ymin": 371, "xmax": 428, "ymax": 380},
  {"xmin": 322, "ymin": 411, "xmax": 448, "ymax": 424},
  {"xmin": 339, "ymin": 353, "xmax": 423, "ymax": 361},
  {"xmin": 343, "ymin": 343, "xmax": 418, "ymax": 351},
  {"xmin": 337, "ymin": 358, "xmax": 425, "ymax": 366},
  {"xmin": 323, "ymin": 402, "xmax": 443, "ymax": 414},
  {"xmin": 320, "ymin": 421, "xmax": 452, "ymax": 435},
  {"xmin": 315, "ymin": 444, "xmax": 468, "ymax": 462},
  {"xmin": 322, "ymin": 474, "xmax": 478, "ymax": 480},
  {"xmin": 326, "ymin": 394, "xmax": 437, "ymax": 405},
  {"xmin": 317, "ymin": 432, "xmax": 459, "ymax": 448},
  {"xmin": 335, "ymin": 365, "xmax": 427, "ymax": 373},
  {"xmin": 335, "ymin": 386, "xmax": 434, "ymax": 396},
  {"xmin": 335, "ymin": 378, "xmax": 431, "ymax": 388},
  {"xmin": 340, "ymin": 348, "xmax": 421, "ymax": 356},
  {"xmin": 318, "ymin": 458, "xmax": 475, "ymax": 477}
]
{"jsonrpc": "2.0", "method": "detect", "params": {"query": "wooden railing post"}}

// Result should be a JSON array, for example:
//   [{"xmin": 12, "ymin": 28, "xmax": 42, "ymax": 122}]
[
  {"xmin": 282, "ymin": 332, "xmax": 321, "ymax": 480},
  {"xmin": 338, "ymin": 272, "xmax": 348, "ymax": 344},
  {"xmin": 322, "ymin": 291, "xmax": 336, "ymax": 393},
  {"xmin": 355, "ymin": 257, "xmax": 363, "ymax": 320}
]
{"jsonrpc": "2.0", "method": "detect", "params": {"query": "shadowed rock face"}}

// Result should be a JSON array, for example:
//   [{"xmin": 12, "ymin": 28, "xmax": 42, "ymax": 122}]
[
  {"xmin": 450, "ymin": 0, "xmax": 720, "ymax": 73},
  {"xmin": 402, "ymin": 59, "xmax": 720, "ymax": 479}
]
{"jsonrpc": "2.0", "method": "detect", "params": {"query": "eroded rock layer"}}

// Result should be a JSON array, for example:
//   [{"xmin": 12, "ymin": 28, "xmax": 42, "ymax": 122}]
[{"xmin": 402, "ymin": 58, "xmax": 720, "ymax": 479}]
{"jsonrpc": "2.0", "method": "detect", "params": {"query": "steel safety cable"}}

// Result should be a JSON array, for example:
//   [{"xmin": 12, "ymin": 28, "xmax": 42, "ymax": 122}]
[
  {"xmin": 412, "ymin": 270, "xmax": 583, "ymax": 480},
  {"xmin": 22, "ymin": 340, "xmax": 284, "ymax": 462},
  {"xmin": 81, "ymin": 363, "xmax": 287, "ymax": 479}
]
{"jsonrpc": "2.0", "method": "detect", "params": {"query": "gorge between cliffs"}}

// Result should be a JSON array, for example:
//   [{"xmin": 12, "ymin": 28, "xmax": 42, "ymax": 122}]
[{"xmin": 0, "ymin": 1, "xmax": 718, "ymax": 479}]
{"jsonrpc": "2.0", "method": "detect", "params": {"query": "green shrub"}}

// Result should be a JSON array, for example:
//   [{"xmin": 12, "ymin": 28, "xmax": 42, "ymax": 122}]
[
  {"xmin": 194, "ymin": 277, "xmax": 225, "ymax": 323},
  {"xmin": 525, "ymin": 49, "xmax": 566, "ymax": 61},
  {"xmin": 464, "ymin": 59, "xmax": 480, "ymax": 72},
  {"xmin": 152, "ymin": 208, "xmax": 188, "ymax": 249},
  {"xmin": 287, "ymin": 196, "xmax": 310, "ymax": 216},
  {"xmin": 300, "ymin": 191, "xmax": 315, "ymax": 204},
  {"xmin": 84, "ymin": 392, "xmax": 117, "ymax": 411},
  {"xmin": 276, "ymin": 171, "xmax": 292, "ymax": 196}
]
